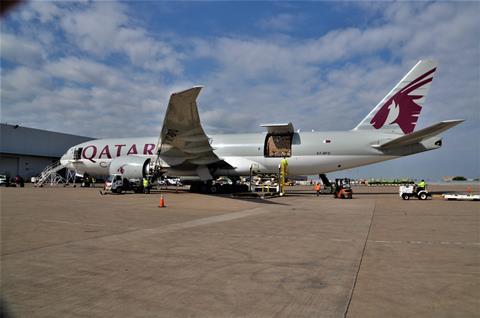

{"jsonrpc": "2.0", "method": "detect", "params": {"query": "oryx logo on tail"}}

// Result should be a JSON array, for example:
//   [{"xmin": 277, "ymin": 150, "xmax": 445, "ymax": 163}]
[{"xmin": 370, "ymin": 67, "xmax": 436, "ymax": 134}]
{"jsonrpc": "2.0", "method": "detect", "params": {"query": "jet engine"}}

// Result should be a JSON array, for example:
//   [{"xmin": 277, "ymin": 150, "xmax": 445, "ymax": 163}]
[{"xmin": 108, "ymin": 156, "xmax": 151, "ymax": 179}]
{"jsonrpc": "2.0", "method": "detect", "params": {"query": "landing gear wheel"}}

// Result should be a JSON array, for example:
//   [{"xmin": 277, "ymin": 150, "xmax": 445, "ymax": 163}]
[
  {"xmin": 419, "ymin": 192, "xmax": 427, "ymax": 200},
  {"xmin": 190, "ymin": 183, "xmax": 200, "ymax": 193},
  {"xmin": 402, "ymin": 193, "xmax": 410, "ymax": 200},
  {"xmin": 210, "ymin": 185, "xmax": 218, "ymax": 194}
]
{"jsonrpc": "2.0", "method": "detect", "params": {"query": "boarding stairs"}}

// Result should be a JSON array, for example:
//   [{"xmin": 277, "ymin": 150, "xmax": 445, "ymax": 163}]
[{"xmin": 34, "ymin": 160, "xmax": 66, "ymax": 187}]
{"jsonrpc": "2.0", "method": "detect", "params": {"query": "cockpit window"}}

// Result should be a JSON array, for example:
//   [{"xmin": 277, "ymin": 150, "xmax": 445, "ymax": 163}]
[{"xmin": 73, "ymin": 148, "xmax": 83, "ymax": 160}]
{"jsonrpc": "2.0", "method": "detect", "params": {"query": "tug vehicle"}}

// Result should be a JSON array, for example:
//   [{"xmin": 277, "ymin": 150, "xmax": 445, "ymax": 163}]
[{"xmin": 399, "ymin": 185, "xmax": 431, "ymax": 200}]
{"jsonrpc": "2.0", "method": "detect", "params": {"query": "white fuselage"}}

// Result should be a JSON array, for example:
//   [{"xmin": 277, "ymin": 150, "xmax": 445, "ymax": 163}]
[{"xmin": 60, "ymin": 130, "xmax": 440, "ymax": 179}]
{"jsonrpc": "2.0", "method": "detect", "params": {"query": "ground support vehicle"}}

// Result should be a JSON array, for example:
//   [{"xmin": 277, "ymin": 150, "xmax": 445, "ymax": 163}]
[
  {"xmin": 158, "ymin": 177, "xmax": 183, "ymax": 187},
  {"xmin": 443, "ymin": 193, "xmax": 480, "ymax": 201},
  {"xmin": 0, "ymin": 174, "xmax": 10, "ymax": 187},
  {"xmin": 101, "ymin": 174, "xmax": 143, "ymax": 194},
  {"xmin": 318, "ymin": 174, "xmax": 335, "ymax": 194},
  {"xmin": 334, "ymin": 178, "xmax": 353, "ymax": 199},
  {"xmin": 320, "ymin": 185, "xmax": 335, "ymax": 194},
  {"xmin": 189, "ymin": 178, "xmax": 249, "ymax": 194},
  {"xmin": 399, "ymin": 185, "xmax": 431, "ymax": 200}
]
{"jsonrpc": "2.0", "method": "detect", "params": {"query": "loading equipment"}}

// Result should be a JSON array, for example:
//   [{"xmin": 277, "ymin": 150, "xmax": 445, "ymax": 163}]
[{"xmin": 334, "ymin": 178, "xmax": 353, "ymax": 199}]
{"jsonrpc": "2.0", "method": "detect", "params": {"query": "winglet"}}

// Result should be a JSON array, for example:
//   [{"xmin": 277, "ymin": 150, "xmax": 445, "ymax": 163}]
[{"xmin": 171, "ymin": 86, "xmax": 203, "ymax": 98}]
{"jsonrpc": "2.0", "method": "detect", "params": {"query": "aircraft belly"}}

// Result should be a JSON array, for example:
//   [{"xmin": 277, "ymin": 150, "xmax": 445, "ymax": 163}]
[
  {"xmin": 70, "ymin": 160, "xmax": 110, "ymax": 176},
  {"xmin": 244, "ymin": 155, "xmax": 396, "ymax": 175}
]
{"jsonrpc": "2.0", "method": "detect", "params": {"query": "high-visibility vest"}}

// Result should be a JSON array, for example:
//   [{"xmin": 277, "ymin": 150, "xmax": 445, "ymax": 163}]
[
  {"xmin": 315, "ymin": 184, "xmax": 321, "ymax": 191},
  {"xmin": 418, "ymin": 181, "xmax": 426, "ymax": 188},
  {"xmin": 143, "ymin": 178, "xmax": 149, "ymax": 187},
  {"xmin": 281, "ymin": 158, "xmax": 288, "ymax": 174}
]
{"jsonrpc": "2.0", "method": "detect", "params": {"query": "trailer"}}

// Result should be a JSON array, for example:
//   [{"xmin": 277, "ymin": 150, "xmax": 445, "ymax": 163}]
[{"xmin": 443, "ymin": 194, "xmax": 480, "ymax": 201}]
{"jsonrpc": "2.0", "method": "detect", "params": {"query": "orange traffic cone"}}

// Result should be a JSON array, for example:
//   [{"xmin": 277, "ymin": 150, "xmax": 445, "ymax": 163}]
[{"xmin": 159, "ymin": 194, "xmax": 166, "ymax": 208}]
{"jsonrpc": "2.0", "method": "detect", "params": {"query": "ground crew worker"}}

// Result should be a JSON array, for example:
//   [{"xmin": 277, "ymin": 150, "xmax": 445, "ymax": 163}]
[
  {"xmin": 315, "ymin": 183, "xmax": 321, "ymax": 196},
  {"xmin": 281, "ymin": 158, "xmax": 288, "ymax": 171},
  {"xmin": 143, "ymin": 178, "xmax": 150, "ymax": 194},
  {"xmin": 280, "ymin": 158, "xmax": 288, "ymax": 194},
  {"xmin": 417, "ymin": 179, "xmax": 426, "ymax": 192}
]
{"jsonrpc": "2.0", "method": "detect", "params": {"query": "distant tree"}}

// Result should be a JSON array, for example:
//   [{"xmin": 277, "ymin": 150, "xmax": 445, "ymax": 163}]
[{"xmin": 452, "ymin": 176, "xmax": 467, "ymax": 181}]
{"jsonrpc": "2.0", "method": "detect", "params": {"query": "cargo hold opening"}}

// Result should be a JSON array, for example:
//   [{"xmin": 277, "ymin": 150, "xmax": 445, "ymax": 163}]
[
  {"xmin": 261, "ymin": 123, "xmax": 294, "ymax": 158},
  {"xmin": 264, "ymin": 134, "xmax": 292, "ymax": 157}
]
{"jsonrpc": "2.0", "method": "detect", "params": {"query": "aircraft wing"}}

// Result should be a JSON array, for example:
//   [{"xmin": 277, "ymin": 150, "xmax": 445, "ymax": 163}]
[
  {"xmin": 157, "ymin": 86, "xmax": 223, "ymax": 179},
  {"xmin": 374, "ymin": 119, "xmax": 464, "ymax": 149}
]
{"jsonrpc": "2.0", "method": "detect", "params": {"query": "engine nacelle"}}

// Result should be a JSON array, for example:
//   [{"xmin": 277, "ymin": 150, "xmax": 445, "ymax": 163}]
[{"xmin": 108, "ymin": 156, "xmax": 151, "ymax": 179}]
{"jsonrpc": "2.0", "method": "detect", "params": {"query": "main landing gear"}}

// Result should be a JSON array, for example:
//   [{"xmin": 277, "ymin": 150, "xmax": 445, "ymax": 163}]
[{"xmin": 189, "ymin": 178, "xmax": 249, "ymax": 194}]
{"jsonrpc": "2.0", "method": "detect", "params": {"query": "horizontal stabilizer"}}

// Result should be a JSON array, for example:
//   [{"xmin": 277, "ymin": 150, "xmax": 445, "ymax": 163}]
[{"xmin": 374, "ymin": 119, "xmax": 464, "ymax": 149}]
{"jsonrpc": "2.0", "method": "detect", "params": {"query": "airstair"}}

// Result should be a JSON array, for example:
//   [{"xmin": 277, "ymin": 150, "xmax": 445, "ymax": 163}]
[{"xmin": 34, "ymin": 160, "xmax": 66, "ymax": 187}]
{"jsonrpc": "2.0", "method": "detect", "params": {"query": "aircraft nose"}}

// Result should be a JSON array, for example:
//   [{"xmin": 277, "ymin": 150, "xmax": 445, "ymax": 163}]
[{"xmin": 60, "ymin": 153, "xmax": 70, "ymax": 168}]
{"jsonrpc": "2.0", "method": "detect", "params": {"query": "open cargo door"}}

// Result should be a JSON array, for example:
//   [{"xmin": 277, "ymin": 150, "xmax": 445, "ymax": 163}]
[{"xmin": 261, "ymin": 123, "xmax": 294, "ymax": 158}]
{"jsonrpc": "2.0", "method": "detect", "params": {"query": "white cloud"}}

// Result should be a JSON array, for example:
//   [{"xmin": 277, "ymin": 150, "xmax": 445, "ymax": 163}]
[
  {"xmin": 0, "ymin": 33, "xmax": 45, "ymax": 66},
  {"xmin": 1, "ymin": 66, "xmax": 51, "ymax": 102},
  {"xmin": 58, "ymin": 2, "xmax": 182, "ymax": 73},
  {"xmin": 59, "ymin": 2, "xmax": 128, "ymax": 56},
  {"xmin": 30, "ymin": 1, "xmax": 61, "ymax": 23},
  {"xmin": 44, "ymin": 57, "xmax": 125, "ymax": 88}
]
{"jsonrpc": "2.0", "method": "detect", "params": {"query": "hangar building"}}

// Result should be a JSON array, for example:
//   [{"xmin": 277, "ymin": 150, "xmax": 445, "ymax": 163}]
[{"xmin": 0, "ymin": 124, "xmax": 93, "ymax": 179}]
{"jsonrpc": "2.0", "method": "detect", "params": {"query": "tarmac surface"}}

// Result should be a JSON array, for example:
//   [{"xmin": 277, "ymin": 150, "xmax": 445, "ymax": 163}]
[{"xmin": 1, "ymin": 184, "xmax": 479, "ymax": 318}]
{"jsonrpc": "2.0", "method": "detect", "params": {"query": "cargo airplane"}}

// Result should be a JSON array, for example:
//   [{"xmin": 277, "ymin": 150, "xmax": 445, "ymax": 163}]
[{"xmin": 60, "ymin": 60, "xmax": 463, "ymax": 191}]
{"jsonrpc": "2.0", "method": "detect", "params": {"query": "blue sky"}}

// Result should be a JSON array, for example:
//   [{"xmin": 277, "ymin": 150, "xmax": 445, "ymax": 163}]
[{"xmin": 1, "ymin": 1, "xmax": 479, "ymax": 180}]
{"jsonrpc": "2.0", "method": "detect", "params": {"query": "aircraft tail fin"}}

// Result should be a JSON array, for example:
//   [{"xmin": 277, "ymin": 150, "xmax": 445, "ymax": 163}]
[{"xmin": 354, "ymin": 60, "xmax": 438, "ymax": 135}]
